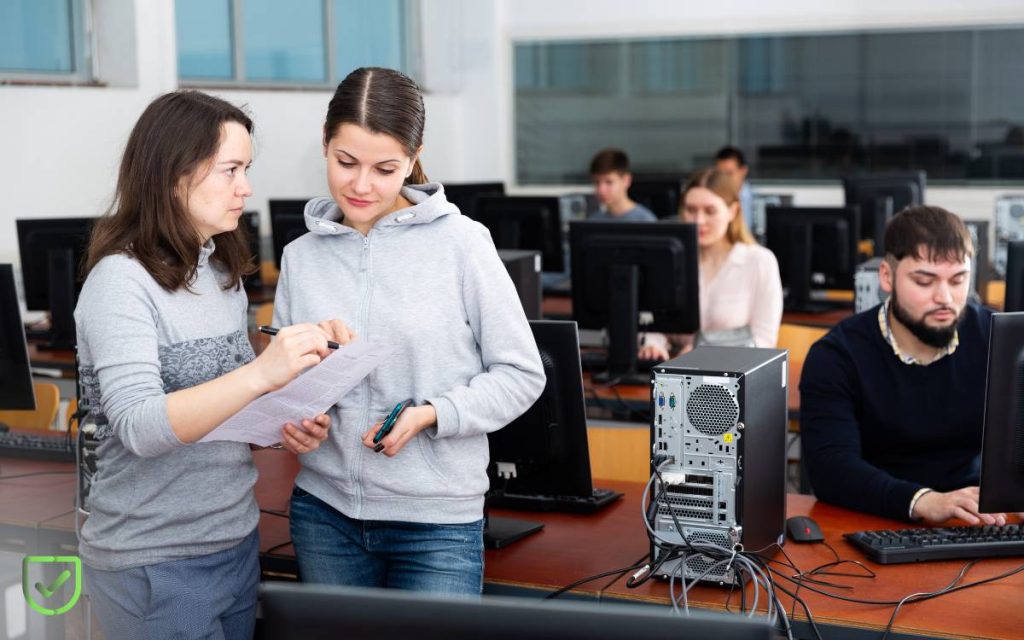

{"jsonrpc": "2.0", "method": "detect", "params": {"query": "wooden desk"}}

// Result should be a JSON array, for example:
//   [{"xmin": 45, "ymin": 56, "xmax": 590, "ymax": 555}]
[
  {"xmin": 542, "ymin": 294, "xmax": 854, "ymax": 330},
  {"xmin": 6, "ymin": 454, "xmax": 1022, "ymax": 639},
  {"xmin": 250, "ymin": 455, "xmax": 1024, "ymax": 639},
  {"xmin": 27, "ymin": 342, "xmax": 77, "ymax": 375}
]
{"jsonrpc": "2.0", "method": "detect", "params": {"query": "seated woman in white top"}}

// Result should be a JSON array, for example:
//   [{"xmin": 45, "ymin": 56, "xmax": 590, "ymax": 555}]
[{"xmin": 639, "ymin": 168, "xmax": 783, "ymax": 360}]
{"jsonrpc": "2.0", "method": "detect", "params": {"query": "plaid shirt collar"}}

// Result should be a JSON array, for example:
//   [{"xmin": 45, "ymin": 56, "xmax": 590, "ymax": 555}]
[{"xmin": 877, "ymin": 299, "xmax": 959, "ymax": 366}]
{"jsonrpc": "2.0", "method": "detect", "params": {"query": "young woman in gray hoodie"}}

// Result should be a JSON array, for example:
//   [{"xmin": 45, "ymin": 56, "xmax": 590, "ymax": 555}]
[{"xmin": 273, "ymin": 67, "xmax": 546, "ymax": 594}]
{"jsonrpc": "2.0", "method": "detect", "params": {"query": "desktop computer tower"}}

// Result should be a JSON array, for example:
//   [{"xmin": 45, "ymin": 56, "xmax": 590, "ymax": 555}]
[
  {"xmin": 855, "ymin": 257, "xmax": 886, "ymax": 313},
  {"xmin": 498, "ymin": 249, "xmax": 542, "ymax": 320},
  {"xmin": 650, "ymin": 347, "xmax": 788, "ymax": 585}
]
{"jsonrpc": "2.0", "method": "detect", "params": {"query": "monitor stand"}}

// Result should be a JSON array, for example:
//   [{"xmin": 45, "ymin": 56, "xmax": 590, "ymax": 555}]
[
  {"xmin": 483, "ymin": 515, "xmax": 544, "ymax": 550},
  {"xmin": 488, "ymin": 488, "xmax": 624, "ymax": 514}
]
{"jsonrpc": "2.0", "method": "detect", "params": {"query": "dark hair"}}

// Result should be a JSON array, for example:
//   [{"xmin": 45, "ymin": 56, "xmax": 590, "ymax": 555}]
[
  {"xmin": 589, "ymin": 148, "xmax": 631, "ymax": 176},
  {"xmin": 86, "ymin": 90, "xmax": 256, "ymax": 291},
  {"xmin": 714, "ymin": 146, "xmax": 747, "ymax": 167},
  {"xmin": 884, "ymin": 205, "xmax": 973, "ymax": 263},
  {"xmin": 680, "ymin": 168, "xmax": 754, "ymax": 245},
  {"xmin": 323, "ymin": 67, "xmax": 428, "ymax": 185}
]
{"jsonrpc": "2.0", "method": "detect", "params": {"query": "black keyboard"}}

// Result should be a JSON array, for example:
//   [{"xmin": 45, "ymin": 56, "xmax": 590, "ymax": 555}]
[
  {"xmin": 845, "ymin": 524, "xmax": 1024, "ymax": 564},
  {"xmin": 0, "ymin": 431, "xmax": 76, "ymax": 463}
]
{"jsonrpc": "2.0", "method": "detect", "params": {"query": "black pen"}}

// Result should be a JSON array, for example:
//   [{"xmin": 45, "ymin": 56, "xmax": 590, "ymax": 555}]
[{"xmin": 258, "ymin": 325, "xmax": 341, "ymax": 350}]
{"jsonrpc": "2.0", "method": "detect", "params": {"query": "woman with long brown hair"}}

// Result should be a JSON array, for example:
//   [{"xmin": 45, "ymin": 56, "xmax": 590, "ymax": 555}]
[
  {"xmin": 639, "ymin": 167, "xmax": 783, "ymax": 359},
  {"xmin": 75, "ymin": 90, "xmax": 348, "ymax": 639}
]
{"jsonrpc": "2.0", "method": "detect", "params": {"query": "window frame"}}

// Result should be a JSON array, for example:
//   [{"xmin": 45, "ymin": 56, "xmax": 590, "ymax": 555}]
[
  {"xmin": 178, "ymin": 0, "xmax": 419, "ymax": 90},
  {"xmin": 0, "ymin": 0, "xmax": 94, "ymax": 85}
]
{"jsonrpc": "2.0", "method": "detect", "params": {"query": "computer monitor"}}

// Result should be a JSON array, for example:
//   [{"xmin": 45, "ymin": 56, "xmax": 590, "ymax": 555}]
[
  {"xmin": 963, "ymin": 220, "xmax": 990, "ymax": 303},
  {"xmin": 0, "ymin": 264, "xmax": 35, "ymax": 411},
  {"xmin": 1004, "ymin": 241, "xmax": 1024, "ymax": 312},
  {"xmin": 472, "ymin": 195, "xmax": 565, "ymax": 273},
  {"xmin": 843, "ymin": 172, "xmax": 926, "ymax": 255},
  {"xmin": 269, "ymin": 201, "xmax": 310, "ymax": 270},
  {"xmin": 497, "ymin": 250, "xmax": 541, "ymax": 320},
  {"xmin": 260, "ymin": 583, "xmax": 773, "ymax": 640},
  {"xmin": 978, "ymin": 312, "xmax": 1024, "ymax": 513},
  {"xmin": 442, "ymin": 181, "xmax": 505, "ymax": 218},
  {"xmin": 765, "ymin": 206, "xmax": 860, "ymax": 313},
  {"xmin": 628, "ymin": 177, "xmax": 681, "ymax": 219},
  {"xmin": 16, "ymin": 217, "xmax": 96, "ymax": 350},
  {"xmin": 750, "ymin": 193, "xmax": 794, "ymax": 244},
  {"xmin": 241, "ymin": 210, "xmax": 262, "ymax": 290},
  {"xmin": 569, "ymin": 220, "xmax": 700, "ymax": 383},
  {"xmin": 485, "ymin": 320, "xmax": 621, "ymax": 547}
]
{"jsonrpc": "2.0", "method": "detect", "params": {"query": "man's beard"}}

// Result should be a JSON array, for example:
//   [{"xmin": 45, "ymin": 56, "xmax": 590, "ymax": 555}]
[{"xmin": 890, "ymin": 285, "xmax": 962, "ymax": 349}]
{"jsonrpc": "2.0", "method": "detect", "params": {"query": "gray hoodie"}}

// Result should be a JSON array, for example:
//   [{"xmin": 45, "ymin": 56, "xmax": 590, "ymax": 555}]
[{"xmin": 273, "ymin": 184, "xmax": 546, "ymax": 524}]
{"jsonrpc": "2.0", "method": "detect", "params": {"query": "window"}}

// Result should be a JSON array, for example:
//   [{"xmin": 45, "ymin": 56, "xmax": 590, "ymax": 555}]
[
  {"xmin": 176, "ymin": 0, "xmax": 414, "ymax": 87},
  {"xmin": 515, "ymin": 27, "xmax": 1024, "ymax": 184},
  {"xmin": 0, "ymin": 0, "xmax": 89, "ymax": 81}
]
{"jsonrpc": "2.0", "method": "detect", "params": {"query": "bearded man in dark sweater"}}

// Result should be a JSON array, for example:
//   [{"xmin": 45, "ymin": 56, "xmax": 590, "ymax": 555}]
[{"xmin": 800, "ymin": 206, "xmax": 1011, "ymax": 525}]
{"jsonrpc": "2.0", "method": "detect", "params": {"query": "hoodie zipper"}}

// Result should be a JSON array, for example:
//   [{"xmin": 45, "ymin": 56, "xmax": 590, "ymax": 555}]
[{"xmin": 353, "ymin": 233, "xmax": 373, "ymax": 516}]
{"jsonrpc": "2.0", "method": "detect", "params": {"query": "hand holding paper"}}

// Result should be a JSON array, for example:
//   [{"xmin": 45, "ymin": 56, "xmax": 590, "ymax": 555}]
[{"xmin": 200, "ymin": 340, "xmax": 392, "ymax": 446}]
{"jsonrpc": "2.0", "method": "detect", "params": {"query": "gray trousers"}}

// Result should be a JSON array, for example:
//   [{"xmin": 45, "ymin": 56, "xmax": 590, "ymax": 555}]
[{"xmin": 83, "ymin": 529, "xmax": 259, "ymax": 640}]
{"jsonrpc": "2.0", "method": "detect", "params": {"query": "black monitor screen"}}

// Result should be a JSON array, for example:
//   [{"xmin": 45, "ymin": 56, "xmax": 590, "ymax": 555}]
[
  {"xmin": 488, "ymin": 320, "xmax": 591, "ymax": 500},
  {"xmin": 270, "ymin": 210, "xmax": 309, "ymax": 270},
  {"xmin": 472, "ymin": 196, "xmax": 565, "ymax": 273},
  {"xmin": 843, "ymin": 172, "xmax": 925, "ymax": 253},
  {"xmin": 261, "ymin": 583, "xmax": 772, "ymax": 640},
  {"xmin": 979, "ymin": 312, "xmax": 1024, "ymax": 513},
  {"xmin": 628, "ymin": 177, "xmax": 681, "ymax": 219},
  {"xmin": 0, "ymin": 264, "xmax": 35, "ymax": 411},
  {"xmin": 16, "ymin": 217, "xmax": 95, "ymax": 312},
  {"xmin": 1005, "ymin": 240, "xmax": 1024, "ymax": 313},
  {"xmin": 442, "ymin": 182, "xmax": 505, "ymax": 218},
  {"xmin": 570, "ymin": 221, "xmax": 699, "ymax": 379},
  {"xmin": 765, "ymin": 206, "xmax": 860, "ymax": 312},
  {"xmin": 268, "ymin": 199, "xmax": 309, "ymax": 218},
  {"xmin": 241, "ymin": 211, "xmax": 262, "ymax": 289}
]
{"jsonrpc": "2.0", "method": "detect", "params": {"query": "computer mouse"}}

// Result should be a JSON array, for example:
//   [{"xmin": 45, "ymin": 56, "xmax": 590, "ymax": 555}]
[{"xmin": 786, "ymin": 515, "xmax": 824, "ymax": 543}]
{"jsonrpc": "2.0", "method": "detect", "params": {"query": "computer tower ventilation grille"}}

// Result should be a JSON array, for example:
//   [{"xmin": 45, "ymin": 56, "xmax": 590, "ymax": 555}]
[{"xmin": 686, "ymin": 384, "xmax": 739, "ymax": 435}]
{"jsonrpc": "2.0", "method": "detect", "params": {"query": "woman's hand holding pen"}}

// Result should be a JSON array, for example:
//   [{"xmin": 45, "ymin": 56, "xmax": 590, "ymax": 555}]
[
  {"xmin": 362, "ymin": 405, "xmax": 437, "ymax": 457},
  {"xmin": 249, "ymin": 323, "xmax": 346, "ymax": 393},
  {"xmin": 279, "ymin": 414, "xmax": 332, "ymax": 455}
]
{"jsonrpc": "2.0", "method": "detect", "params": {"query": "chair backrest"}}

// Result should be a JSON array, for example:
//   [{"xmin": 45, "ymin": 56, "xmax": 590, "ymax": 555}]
[
  {"xmin": 255, "ymin": 303, "xmax": 274, "ymax": 329},
  {"xmin": 0, "ymin": 381, "xmax": 61, "ymax": 431},
  {"xmin": 776, "ymin": 323, "xmax": 828, "ymax": 363}
]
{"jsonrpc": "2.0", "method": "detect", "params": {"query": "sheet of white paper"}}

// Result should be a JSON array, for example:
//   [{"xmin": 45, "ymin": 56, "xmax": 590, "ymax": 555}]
[{"xmin": 199, "ymin": 340, "xmax": 392, "ymax": 446}]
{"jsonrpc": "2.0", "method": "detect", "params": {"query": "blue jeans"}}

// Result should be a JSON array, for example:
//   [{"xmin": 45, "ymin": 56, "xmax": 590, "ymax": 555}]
[
  {"xmin": 289, "ymin": 486, "xmax": 484, "ymax": 595},
  {"xmin": 83, "ymin": 528, "xmax": 259, "ymax": 640}
]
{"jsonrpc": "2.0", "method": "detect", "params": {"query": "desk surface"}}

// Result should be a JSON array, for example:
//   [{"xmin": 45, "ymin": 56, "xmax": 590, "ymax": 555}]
[
  {"xmin": 3, "ymin": 452, "xmax": 1022, "ymax": 638},
  {"xmin": 250, "ymin": 452, "xmax": 1024, "ymax": 640},
  {"xmin": 541, "ymin": 295, "xmax": 854, "ymax": 329}
]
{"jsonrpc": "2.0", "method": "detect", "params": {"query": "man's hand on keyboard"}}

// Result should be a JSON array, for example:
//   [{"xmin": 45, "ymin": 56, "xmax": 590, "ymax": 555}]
[{"xmin": 913, "ymin": 486, "xmax": 1007, "ymax": 526}]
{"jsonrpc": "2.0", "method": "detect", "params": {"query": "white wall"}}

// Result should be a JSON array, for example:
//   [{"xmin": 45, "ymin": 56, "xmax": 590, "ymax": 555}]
[{"xmin": 3, "ymin": 0, "xmax": 1024, "ymax": 269}]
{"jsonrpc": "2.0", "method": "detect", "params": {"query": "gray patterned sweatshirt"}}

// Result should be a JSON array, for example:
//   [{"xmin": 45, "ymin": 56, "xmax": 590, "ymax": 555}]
[
  {"xmin": 75, "ymin": 242, "xmax": 258, "ymax": 570},
  {"xmin": 274, "ymin": 183, "xmax": 546, "ymax": 524}
]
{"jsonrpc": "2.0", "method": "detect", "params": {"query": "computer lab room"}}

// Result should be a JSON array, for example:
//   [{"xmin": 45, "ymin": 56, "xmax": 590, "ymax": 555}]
[{"xmin": 4, "ymin": 1, "xmax": 1024, "ymax": 639}]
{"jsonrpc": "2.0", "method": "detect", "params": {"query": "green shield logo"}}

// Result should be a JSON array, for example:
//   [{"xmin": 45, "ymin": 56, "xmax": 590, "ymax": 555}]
[{"xmin": 22, "ymin": 556, "xmax": 82, "ymax": 616}]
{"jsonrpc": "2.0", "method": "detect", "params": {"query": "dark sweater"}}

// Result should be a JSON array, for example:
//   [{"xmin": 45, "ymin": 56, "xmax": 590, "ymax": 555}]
[{"xmin": 799, "ymin": 302, "xmax": 992, "ymax": 522}]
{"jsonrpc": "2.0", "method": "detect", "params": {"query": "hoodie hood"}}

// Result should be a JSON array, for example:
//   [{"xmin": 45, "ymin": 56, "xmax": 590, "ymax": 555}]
[{"xmin": 303, "ymin": 182, "xmax": 461, "ymax": 236}]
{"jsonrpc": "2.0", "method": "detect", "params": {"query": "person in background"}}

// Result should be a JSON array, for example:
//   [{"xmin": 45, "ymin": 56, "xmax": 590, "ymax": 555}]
[
  {"xmin": 76, "ymin": 90, "xmax": 345, "ymax": 639},
  {"xmin": 274, "ymin": 67, "xmax": 546, "ymax": 595},
  {"xmin": 639, "ymin": 168, "xmax": 782, "ymax": 360},
  {"xmin": 588, "ymin": 148, "xmax": 658, "ymax": 221},
  {"xmin": 714, "ymin": 146, "xmax": 754, "ymax": 232}
]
